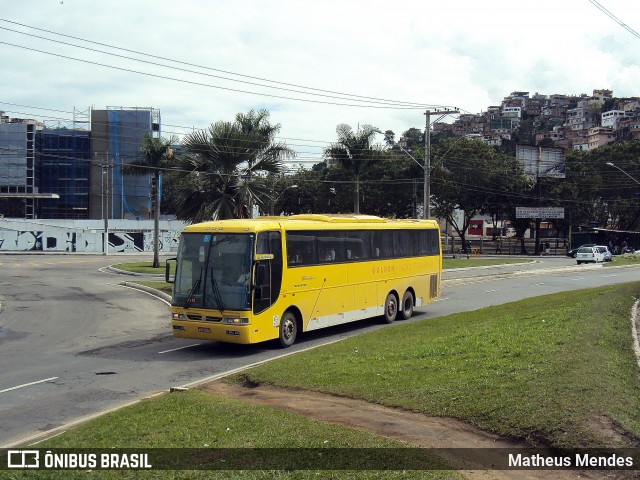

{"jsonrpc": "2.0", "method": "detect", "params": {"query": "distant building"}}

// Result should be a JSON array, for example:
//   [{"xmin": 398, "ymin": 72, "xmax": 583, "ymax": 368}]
[
  {"xmin": 601, "ymin": 110, "xmax": 628, "ymax": 129},
  {"xmin": 566, "ymin": 99, "xmax": 601, "ymax": 131},
  {"xmin": 535, "ymin": 127, "xmax": 565, "ymax": 146},
  {"xmin": 89, "ymin": 107, "xmax": 161, "ymax": 220},
  {"xmin": 37, "ymin": 127, "xmax": 91, "ymax": 219},
  {"xmin": 592, "ymin": 89, "xmax": 613, "ymax": 102},
  {"xmin": 0, "ymin": 113, "xmax": 40, "ymax": 218},
  {"xmin": 587, "ymin": 127, "xmax": 615, "ymax": 150}
]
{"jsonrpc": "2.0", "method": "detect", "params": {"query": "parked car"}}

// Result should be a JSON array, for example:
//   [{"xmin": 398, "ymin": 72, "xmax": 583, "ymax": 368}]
[
  {"xmin": 576, "ymin": 246, "xmax": 605, "ymax": 264},
  {"xmin": 595, "ymin": 245, "xmax": 612, "ymax": 262},
  {"xmin": 567, "ymin": 244, "xmax": 595, "ymax": 258}
]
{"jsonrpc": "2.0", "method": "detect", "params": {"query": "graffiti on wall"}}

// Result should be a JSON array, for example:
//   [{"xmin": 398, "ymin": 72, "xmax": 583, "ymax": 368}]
[{"xmin": 0, "ymin": 228, "xmax": 181, "ymax": 253}]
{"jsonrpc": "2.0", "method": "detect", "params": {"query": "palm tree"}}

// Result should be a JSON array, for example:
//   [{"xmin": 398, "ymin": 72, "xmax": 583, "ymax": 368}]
[
  {"xmin": 175, "ymin": 110, "xmax": 295, "ymax": 223},
  {"xmin": 324, "ymin": 124, "xmax": 382, "ymax": 214},
  {"xmin": 123, "ymin": 134, "xmax": 175, "ymax": 268}
]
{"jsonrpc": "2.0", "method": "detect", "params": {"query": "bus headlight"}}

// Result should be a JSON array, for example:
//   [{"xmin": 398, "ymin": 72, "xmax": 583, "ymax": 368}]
[
  {"xmin": 222, "ymin": 317, "xmax": 249, "ymax": 325},
  {"xmin": 172, "ymin": 313, "xmax": 187, "ymax": 320}
]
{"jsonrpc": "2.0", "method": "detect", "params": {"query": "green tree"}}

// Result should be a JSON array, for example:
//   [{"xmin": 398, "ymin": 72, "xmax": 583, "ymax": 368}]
[
  {"xmin": 123, "ymin": 134, "xmax": 176, "ymax": 268},
  {"xmin": 401, "ymin": 127, "xmax": 424, "ymax": 150},
  {"xmin": 174, "ymin": 110, "xmax": 295, "ymax": 223},
  {"xmin": 587, "ymin": 140, "xmax": 640, "ymax": 230},
  {"xmin": 431, "ymin": 137, "xmax": 528, "ymax": 251},
  {"xmin": 383, "ymin": 130, "xmax": 395, "ymax": 147},
  {"xmin": 324, "ymin": 124, "xmax": 382, "ymax": 214}
]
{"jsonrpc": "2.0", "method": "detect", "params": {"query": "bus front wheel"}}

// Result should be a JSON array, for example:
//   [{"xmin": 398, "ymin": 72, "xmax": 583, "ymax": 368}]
[
  {"xmin": 383, "ymin": 293, "xmax": 398, "ymax": 324},
  {"xmin": 279, "ymin": 311, "xmax": 298, "ymax": 348},
  {"xmin": 400, "ymin": 291, "xmax": 414, "ymax": 320}
]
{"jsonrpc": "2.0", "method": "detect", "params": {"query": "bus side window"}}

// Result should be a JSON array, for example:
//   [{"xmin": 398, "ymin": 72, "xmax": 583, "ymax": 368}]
[
  {"xmin": 345, "ymin": 231, "xmax": 370, "ymax": 260},
  {"xmin": 286, "ymin": 232, "xmax": 316, "ymax": 266}
]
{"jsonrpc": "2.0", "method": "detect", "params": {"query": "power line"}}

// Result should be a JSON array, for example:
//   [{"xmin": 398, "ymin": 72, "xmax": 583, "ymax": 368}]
[
  {"xmin": 0, "ymin": 25, "xmax": 439, "ymax": 109},
  {"xmin": 0, "ymin": 18, "xmax": 450, "ymax": 109},
  {"xmin": 588, "ymin": 0, "xmax": 640, "ymax": 39}
]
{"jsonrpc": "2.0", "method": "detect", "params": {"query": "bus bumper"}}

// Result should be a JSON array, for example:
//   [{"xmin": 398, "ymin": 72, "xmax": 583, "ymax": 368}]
[{"xmin": 171, "ymin": 321, "xmax": 252, "ymax": 344}]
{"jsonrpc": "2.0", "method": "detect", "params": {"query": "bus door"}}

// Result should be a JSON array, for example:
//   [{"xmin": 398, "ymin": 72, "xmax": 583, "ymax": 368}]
[{"xmin": 253, "ymin": 231, "xmax": 283, "ymax": 315}]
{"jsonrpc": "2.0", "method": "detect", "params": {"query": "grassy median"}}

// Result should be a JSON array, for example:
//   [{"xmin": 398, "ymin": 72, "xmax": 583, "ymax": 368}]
[{"xmin": 228, "ymin": 282, "xmax": 640, "ymax": 449}]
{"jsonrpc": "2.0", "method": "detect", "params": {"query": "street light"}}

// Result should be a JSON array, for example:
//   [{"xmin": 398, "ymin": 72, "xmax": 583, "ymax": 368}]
[
  {"xmin": 606, "ymin": 162, "xmax": 640, "ymax": 185},
  {"xmin": 270, "ymin": 185, "xmax": 298, "ymax": 215}
]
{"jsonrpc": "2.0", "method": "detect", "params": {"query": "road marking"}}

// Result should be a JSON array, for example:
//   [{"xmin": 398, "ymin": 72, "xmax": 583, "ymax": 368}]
[
  {"xmin": 531, "ymin": 282, "xmax": 545, "ymax": 286},
  {"xmin": 485, "ymin": 289, "xmax": 501, "ymax": 293},
  {"xmin": 433, "ymin": 297, "xmax": 449, "ymax": 302},
  {"xmin": 0, "ymin": 377, "xmax": 59, "ymax": 394},
  {"xmin": 158, "ymin": 344, "xmax": 201, "ymax": 354}
]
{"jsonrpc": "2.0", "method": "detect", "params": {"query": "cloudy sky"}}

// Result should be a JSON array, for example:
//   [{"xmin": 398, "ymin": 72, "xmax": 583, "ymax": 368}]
[{"xmin": 1, "ymin": 1, "xmax": 639, "ymax": 169}]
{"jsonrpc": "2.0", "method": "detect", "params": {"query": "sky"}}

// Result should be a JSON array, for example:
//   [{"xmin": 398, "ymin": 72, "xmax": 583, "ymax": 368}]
[{"xmin": 1, "ymin": 0, "xmax": 639, "ymax": 170}]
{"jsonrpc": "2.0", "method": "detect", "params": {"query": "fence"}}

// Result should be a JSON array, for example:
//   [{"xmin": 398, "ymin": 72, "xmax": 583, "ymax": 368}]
[{"xmin": 445, "ymin": 236, "xmax": 569, "ymax": 256}]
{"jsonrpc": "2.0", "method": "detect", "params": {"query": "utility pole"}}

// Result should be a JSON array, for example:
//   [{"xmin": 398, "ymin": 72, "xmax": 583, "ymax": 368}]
[
  {"xmin": 102, "ymin": 154, "xmax": 110, "ymax": 256},
  {"xmin": 423, "ymin": 109, "xmax": 459, "ymax": 219}
]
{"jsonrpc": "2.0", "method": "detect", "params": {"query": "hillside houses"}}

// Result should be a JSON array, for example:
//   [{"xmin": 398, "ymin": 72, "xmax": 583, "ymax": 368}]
[{"xmin": 424, "ymin": 89, "xmax": 640, "ymax": 151}]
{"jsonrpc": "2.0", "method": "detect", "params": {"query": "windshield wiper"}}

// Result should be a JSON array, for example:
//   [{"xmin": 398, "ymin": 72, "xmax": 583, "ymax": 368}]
[
  {"xmin": 183, "ymin": 268, "xmax": 203, "ymax": 309},
  {"xmin": 210, "ymin": 267, "xmax": 225, "ymax": 312}
]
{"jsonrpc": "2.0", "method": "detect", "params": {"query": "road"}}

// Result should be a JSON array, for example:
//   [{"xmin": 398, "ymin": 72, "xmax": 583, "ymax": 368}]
[{"xmin": 0, "ymin": 254, "xmax": 637, "ymax": 447}]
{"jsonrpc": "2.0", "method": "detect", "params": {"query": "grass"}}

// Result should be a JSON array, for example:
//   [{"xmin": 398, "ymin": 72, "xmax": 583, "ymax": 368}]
[
  {"xmin": 112, "ymin": 262, "xmax": 174, "ymax": 275},
  {"xmin": 132, "ymin": 280, "xmax": 173, "ymax": 295},
  {"xmin": 227, "ymin": 282, "xmax": 640, "ymax": 449},
  {"xmin": 442, "ymin": 258, "xmax": 528, "ymax": 269},
  {"xmin": 605, "ymin": 255, "xmax": 640, "ymax": 267},
  {"xmin": 6, "ymin": 390, "xmax": 459, "ymax": 480}
]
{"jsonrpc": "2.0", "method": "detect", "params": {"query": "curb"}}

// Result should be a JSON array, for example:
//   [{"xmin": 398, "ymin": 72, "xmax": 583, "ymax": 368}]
[
  {"xmin": 121, "ymin": 281, "xmax": 172, "ymax": 303},
  {"xmin": 106, "ymin": 265, "xmax": 165, "ymax": 278}
]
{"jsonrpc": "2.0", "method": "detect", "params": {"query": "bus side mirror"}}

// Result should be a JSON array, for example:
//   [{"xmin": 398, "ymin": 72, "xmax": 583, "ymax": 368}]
[{"xmin": 165, "ymin": 257, "xmax": 176, "ymax": 284}]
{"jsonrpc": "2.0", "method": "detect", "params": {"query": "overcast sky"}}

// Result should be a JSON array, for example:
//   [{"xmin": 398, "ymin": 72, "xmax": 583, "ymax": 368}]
[{"xmin": 1, "ymin": 1, "xmax": 639, "ymax": 169}]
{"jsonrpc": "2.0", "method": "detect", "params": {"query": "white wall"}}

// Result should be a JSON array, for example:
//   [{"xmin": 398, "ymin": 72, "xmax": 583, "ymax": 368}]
[{"xmin": 0, "ymin": 218, "xmax": 187, "ymax": 253}]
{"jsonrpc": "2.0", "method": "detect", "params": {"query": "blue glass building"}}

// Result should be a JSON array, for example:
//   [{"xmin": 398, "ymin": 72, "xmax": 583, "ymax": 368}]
[
  {"xmin": 36, "ymin": 128, "xmax": 90, "ymax": 219},
  {"xmin": 89, "ymin": 107, "xmax": 160, "ymax": 220}
]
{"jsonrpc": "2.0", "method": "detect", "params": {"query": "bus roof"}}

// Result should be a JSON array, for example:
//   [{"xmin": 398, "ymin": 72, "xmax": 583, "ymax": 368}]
[{"xmin": 182, "ymin": 214, "xmax": 439, "ymax": 233}]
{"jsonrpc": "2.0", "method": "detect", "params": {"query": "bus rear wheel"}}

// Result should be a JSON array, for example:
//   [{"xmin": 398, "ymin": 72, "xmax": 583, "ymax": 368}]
[
  {"xmin": 383, "ymin": 292, "xmax": 398, "ymax": 324},
  {"xmin": 400, "ymin": 291, "xmax": 414, "ymax": 320},
  {"xmin": 279, "ymin": 311, "xmax": 298, "ymax": 348}
]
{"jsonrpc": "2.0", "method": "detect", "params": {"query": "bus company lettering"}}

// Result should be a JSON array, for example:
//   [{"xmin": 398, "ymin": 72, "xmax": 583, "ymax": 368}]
[{"xmin": 372, "ymin": 265, "xmax": 395, "ymax": 274}]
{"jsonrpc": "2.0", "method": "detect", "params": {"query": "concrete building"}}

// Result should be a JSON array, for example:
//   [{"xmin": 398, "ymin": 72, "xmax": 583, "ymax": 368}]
[
  {"xmin": 587, "ymin": 126, "xmax": 615, "ymax": 150},
  {"xmin": 566, "ymin": 99, "xmax": 601, "ymax": 131},
  {"xmin": 601, "ymin": 110, "xmax": 628, "ymax": 129}
]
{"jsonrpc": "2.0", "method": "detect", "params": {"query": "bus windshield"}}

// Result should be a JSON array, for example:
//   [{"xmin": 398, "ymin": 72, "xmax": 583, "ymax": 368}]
[{"xmin": 173, "ymin": 232, "xmax": 254, "ymax": 311}]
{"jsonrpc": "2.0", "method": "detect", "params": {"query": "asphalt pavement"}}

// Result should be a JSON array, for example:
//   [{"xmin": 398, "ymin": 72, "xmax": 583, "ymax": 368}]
[{"xmin": 442, "ymin": 253, "xmax": 619, "ymax": 279}]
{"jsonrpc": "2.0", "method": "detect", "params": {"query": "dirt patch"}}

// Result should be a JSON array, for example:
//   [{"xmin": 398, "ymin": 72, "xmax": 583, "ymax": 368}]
[
  {"xmin": 200, "ymin": 381, "xmax": 613, "ymax": 479},
  {"xmin": 588, "ymin": 414, "xmax": 640, "ymax": 448}
]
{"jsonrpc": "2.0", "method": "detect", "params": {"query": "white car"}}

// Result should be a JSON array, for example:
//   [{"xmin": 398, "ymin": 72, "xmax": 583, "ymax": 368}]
[
  {"xmin": 595, "ymin": 245, "xmax": 612, "ymax": 262},
  {"xmin": 576, "ymin": 246, "xmax": 605, "ymax": 264}
]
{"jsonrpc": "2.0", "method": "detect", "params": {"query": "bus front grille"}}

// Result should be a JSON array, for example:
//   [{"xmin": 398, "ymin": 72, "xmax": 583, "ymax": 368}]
[{"xmin": 187, "ymin": 314, "xmax": 222, "ymax": 322}]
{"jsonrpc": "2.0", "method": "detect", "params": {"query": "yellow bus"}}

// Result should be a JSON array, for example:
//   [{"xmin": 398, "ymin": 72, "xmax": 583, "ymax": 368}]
[{"xmin": 167, "ymin": 214, "xmax": 442, "ymax": 347}]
